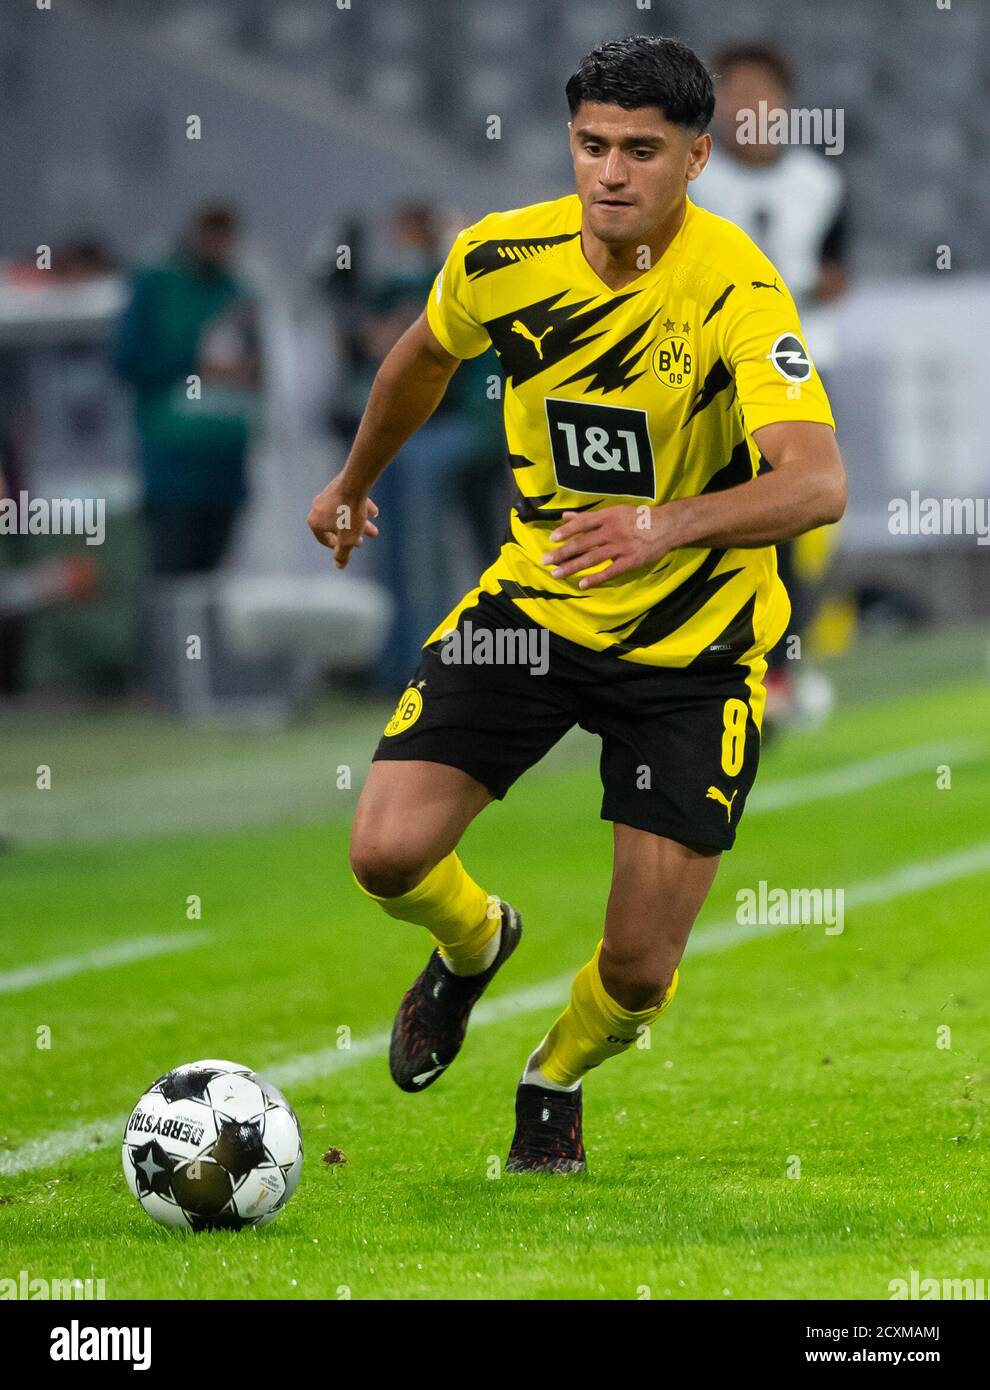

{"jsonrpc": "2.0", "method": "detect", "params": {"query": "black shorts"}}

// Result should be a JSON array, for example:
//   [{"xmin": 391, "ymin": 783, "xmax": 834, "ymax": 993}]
[{"xmin": 372, "ymin": 590, "xmax": 764, "ymax": 851}]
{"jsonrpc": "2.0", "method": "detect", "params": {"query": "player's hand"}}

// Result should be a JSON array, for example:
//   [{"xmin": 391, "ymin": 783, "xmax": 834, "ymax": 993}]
[
  {"xmin": 307, "ymin": 477, "xmax": 380, "ymax": 570},
  {"xmin": 540, "ymin": 505, "xmax": 681, "ymax": 589}
]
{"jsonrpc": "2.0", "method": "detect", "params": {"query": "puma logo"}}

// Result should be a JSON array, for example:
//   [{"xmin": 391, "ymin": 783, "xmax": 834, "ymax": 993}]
[
  {"xmin": 511, "ymin": 319, "xmax": 553, "ymax": 359},
  {"xmin": 412, "ymin": 1052, "xmax": 447, "ymax": 1087},
  {"xmin": 751, "ymin": 277, "xmax": 781, "ymax": 293},
  {"xmin": 706, "ymin": 785, "xmax": 738, "ymax": 821}
]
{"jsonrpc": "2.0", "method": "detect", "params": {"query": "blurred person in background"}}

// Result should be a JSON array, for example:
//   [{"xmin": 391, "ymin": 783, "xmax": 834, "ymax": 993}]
[
  {"xmin": 454, "ymin": 349, "xmax": 510, "ymax": 568},
  {"xmin": 113, "ymin": 203, "xmax": 261, "ymax": 577},
  {"xmin": 338, "ymin": 201, "xmax": 503, "ymax": 693},
  {"xmin": 694, "ymin": 43, "xmax": 850, "ymax": 730},
  {"xmin": 53, "ymin": 238, "xmax": 118, "ymax": 284},
  {"xmin": 696, "ymin": 44, "xmax": 848, "ymax": 318}
]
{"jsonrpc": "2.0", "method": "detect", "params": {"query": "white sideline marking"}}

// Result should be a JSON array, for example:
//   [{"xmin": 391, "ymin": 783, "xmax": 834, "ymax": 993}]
[
  {"xmin": 2, "ymin": 741, "xmax": 970, "ymax": 994},
  {"xmin": 683, "ymin": 841, "xmax": 990, "ymax": 953},
  {"xmin": 4, "ymin": 842, "xmax": 990, "ymax": 1178},
  {"xmin": 747, "ymin": 740, "xmax": 979, "ymax": 814},
  {"xmin": 0, "ymin": 932, "xmax": 211, "ymax": 997},
  {"xmin": 2, "ymin": 739, "xmax": 977, "ymax": 989}
]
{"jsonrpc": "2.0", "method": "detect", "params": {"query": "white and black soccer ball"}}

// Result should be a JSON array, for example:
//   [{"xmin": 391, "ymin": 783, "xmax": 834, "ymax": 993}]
[{"xmin": 122, "ymin": 1059, "xmax": 303, "ymax": 1231}]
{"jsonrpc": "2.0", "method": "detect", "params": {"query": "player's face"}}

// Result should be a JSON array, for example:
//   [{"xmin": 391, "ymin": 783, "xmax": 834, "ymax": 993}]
[{"xmin": 569, "ymin": 102, "xmax": 710, "ymax": 248}]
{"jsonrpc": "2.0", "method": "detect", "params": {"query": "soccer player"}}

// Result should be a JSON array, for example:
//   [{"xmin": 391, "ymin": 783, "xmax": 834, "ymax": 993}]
[{"xmin": 308, "ymin": 35, "xmax": 846, "ymax": 1172}]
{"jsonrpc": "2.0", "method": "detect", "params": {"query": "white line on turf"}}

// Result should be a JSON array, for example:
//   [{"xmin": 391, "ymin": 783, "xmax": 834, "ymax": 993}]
[
  {"xmin": 746, "ymin": 740, "xmax": 980, "ymax": 814},
  {"xmin": 681, "ymin": 841, "xmax": 990, "ymax": 953},
  {"xmin": 0, "ymin": 932, "xmax": 211, "ymax": 997},
  {"xmin": 4, "ymin": 840, "xmax": 990, "ymax": 1178},
  {"xmin": 5, "ymin": 737, "xmax": 979, "ymax": 981}
]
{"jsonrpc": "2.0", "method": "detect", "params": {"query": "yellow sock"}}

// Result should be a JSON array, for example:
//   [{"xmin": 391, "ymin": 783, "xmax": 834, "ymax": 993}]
[
  {"xmin": 352, "ymin": 852, "xmax": 499, "ymax": 972},
  {"xmin": 535, "ymin": 942, "xmax": 679, "ymax": 1088}
]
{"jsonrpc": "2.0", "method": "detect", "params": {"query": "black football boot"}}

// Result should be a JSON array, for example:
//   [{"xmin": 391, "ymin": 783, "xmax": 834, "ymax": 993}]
[
  {"xmin": 388, "ymin": 901, "xmax": 522, "ymax": 1093},
  {"xmin": 505, "ymin": 1080, "xmax": 587, "ymax": 1174}
]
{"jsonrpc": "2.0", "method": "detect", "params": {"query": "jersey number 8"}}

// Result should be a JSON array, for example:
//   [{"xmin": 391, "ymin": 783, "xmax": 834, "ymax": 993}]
[{"xmin": 720, "ymin": 698, "xmax": 749, "ymax": 777}]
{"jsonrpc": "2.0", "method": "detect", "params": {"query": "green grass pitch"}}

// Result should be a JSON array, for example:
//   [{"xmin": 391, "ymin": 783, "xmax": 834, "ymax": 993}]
[{"xmin": 1, "ymin": 667, "xmax": 989, "ymax": 1300}]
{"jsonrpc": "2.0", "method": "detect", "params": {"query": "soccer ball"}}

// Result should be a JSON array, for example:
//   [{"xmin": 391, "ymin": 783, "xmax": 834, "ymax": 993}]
[{"xmin": 122, "ymin": 1059, "xmax": 303, "ymax": 1231}]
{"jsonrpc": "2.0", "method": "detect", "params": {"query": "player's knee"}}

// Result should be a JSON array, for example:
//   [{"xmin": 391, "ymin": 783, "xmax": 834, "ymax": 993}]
[
  {"xmin": 615, "ymin": 974, "xmax": 671, "ymax": 1013},
  {"xmin": 349, "ymin": 832, "xmax": 429, "ymax": 900},
  {"xmin": 600, "ymin": 948, "xmax": 674, "ymax": 1013}
]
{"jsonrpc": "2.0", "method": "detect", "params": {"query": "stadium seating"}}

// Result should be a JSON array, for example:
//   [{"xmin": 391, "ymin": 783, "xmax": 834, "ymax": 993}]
[{"xmin": 76, "ymin": 0, "xmax": 990, "ymax": 273}]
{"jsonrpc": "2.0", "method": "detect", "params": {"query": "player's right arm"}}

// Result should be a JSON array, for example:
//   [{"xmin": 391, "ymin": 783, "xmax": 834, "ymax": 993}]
[{"xmin": 307, "ymin": 310, "xmax": 461, "ymax": 568}]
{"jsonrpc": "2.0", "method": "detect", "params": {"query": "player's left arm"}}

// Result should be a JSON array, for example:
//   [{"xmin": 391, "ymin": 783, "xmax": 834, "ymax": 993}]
[
  {"xmin": 544, "ymin": 277, "xmax": 846, "ymax": 588},
  {"xmin": 542, "ymin": 421, "xmax": 846, "ymax": 587},
  {"xmin": 655, "ymin": 419, "xmax": 847, "ymax": 550}
]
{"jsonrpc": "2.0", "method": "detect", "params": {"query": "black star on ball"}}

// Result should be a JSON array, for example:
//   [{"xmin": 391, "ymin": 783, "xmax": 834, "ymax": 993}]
[
  {"xmin": 210, "ymin": 1120, "xmax": 269, "ymax": 1182},
  {"xmin": 130, "ymin": 1140, "xmax": 176, "ymax": 1198},
  {"xmin": 156, "ymin": 1066, "xmax": 225, "ymax": 1104}
]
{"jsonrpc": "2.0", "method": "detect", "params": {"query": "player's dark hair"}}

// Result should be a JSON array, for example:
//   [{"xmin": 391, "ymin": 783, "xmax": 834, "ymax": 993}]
[
  {"xmin": 566, "ymin": 35, "xmax": 715, "ymax": 133},
  {"xmin": 710, "ymin": 42, "xmax": 795, "ymax": 96}
]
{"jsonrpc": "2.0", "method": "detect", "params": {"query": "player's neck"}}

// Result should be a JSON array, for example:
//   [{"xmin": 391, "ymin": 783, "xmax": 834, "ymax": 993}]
[{"xmin": 580, "ymin": 196, "xmax": 687, "ymax": 292}]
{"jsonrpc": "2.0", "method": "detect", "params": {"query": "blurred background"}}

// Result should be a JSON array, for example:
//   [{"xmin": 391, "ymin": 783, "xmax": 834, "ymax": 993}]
[{"xmin": 1, "ymin": 0, "xmax": 988, "ymax": 845}]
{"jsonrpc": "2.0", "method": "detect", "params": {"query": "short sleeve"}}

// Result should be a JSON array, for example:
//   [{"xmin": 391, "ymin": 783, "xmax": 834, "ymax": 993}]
[
  {"xmin": 426, "ymin": 229, "xmax": 492, "ymax": 360},
  {"xmin": 718, "ymin": 279, "xmax": 835, "ymax": 435}
]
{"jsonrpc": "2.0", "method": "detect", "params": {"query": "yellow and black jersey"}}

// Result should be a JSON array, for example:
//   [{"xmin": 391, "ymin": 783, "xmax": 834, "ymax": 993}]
[{"xmin": 425, "ymin": 193, "xmax": 835, "ymax": 671}]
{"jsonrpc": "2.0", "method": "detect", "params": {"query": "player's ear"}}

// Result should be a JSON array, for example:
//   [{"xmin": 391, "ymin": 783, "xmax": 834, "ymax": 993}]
[{"xmin": 686, "ymin": 130, "xmax": 712, "ymax": 183}]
